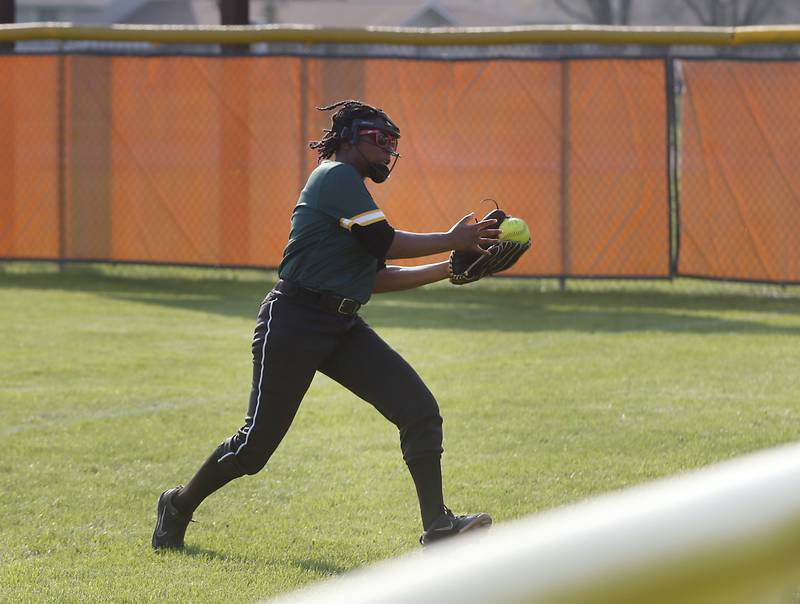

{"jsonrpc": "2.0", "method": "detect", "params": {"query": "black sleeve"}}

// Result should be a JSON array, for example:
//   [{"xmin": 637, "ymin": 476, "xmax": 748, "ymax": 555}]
[{"xmin": 351, "ymin": 220, "xmax": 396, "ymax": 260}]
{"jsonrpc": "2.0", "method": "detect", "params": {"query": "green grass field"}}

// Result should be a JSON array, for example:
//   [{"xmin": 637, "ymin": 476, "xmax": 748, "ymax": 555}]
[{"xmin": 2, "ymin": 263, "xmax": 799, "ymax": 603}]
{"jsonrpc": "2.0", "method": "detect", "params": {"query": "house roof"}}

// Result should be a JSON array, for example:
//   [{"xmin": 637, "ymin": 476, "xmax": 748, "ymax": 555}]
[
  {"xmin": 271, "ymin": 0, "xmax": 518, "ymax": 27},
  {"xmin": 18, "ymin": 0, "xmax": 108, "ymax": 8}
]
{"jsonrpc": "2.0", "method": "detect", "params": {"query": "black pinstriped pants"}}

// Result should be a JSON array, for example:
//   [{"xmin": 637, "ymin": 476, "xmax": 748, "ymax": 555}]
[{"xmin": 215, "ymin": 288, "xmax": 444, "ymax": 476}]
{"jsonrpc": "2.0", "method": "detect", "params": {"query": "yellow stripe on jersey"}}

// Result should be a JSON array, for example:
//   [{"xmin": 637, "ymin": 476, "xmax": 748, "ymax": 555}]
[{"xmin": 339, "ymin": 209, "xmax": 386, "ymax": 231}]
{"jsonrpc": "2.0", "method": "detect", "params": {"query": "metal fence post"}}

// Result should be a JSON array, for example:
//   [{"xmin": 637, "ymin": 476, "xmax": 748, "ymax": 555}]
[
  {"xmin": 57, "ymin": 51, "xmax": 66, "ymax": 271},
  {"xmin": 559, "ymin": 60, "xmax": 571, "ymax": 291}
]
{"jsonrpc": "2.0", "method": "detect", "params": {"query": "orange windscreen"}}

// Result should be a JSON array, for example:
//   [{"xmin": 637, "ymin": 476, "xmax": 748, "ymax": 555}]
[
  {"xmin": 678, "ymin": 61, "xmax": 800, "ymax": 283},
  {"xmin": 568, "ymin": 60, "xmax": 668, "ymax": 277},
  {"xmin": 0, "ymin": 55, "xmax": 669, "ymax": 278},
  {"xmin": 0, "ymin": 56, "xmax": 60, "ymax": 260}
]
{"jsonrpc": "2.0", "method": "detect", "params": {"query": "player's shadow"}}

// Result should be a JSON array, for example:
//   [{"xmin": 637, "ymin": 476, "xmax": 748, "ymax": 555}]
[
  {"xmin": 177, "ymin": 546, "xmax": 347, "ymax": 575},
  {"xmin": 292, "ymin": 557, "xmax": 348, "ymax": 576},
  {"xmin": 168, "ymin": 544, "xmax": 251, "ymax": 562},
  {"xmin": 3, "ymin": 266, "xmax": 800, "ymax": 335},
  {"xmin": 361, "ymin": 283, "xmax": 800, "ymax": 335}
]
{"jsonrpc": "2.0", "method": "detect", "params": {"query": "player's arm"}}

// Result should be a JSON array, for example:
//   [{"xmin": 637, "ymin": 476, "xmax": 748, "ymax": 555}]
[
  {"xmin": 325, "ymin": 166, "xmax": 498, "ymax": 259},
  {"xmin": 386, "ymin": 213, "xmax": 501, "ymax": 260},
  {"xmin": 348, "ymin": 221, "xmax": 449, "ymax": 292},
  {"xmin": 372, "ymin": 262, "xmax": 450, "ymax": 293}
]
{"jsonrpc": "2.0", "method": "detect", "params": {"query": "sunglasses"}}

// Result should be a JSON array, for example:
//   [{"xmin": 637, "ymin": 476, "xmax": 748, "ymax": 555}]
[{"xmin": 358, "ymin": 129, "xmax": 399, "ymax": 153}]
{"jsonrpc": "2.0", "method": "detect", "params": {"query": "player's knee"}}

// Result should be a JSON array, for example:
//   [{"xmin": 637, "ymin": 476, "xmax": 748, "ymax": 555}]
[
  {"xmin": 231, "ymin": 447, "xmax": 273, "ymax": 475},
  {"xmin": 219, "ymin": 436, "xmax": 273, "ymax": 476},
  {"xmin": 395, "ymin": 388, "xmax": 440, "ymax": 427},
  {"xmin": 236, "ymin": 455, "xmax": 269, "ymax": 475}
]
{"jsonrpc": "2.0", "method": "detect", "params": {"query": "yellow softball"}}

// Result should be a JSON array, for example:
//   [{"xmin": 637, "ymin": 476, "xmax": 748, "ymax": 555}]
[{"xmin": 499, "ymin": 217, "xmax": 531, "ymax": 244}]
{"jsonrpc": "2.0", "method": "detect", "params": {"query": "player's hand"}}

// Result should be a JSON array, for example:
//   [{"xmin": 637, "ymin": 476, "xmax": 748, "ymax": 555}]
[{"xmin": 447, "ymin": 213, "xmax": 501, "ymax": 256}]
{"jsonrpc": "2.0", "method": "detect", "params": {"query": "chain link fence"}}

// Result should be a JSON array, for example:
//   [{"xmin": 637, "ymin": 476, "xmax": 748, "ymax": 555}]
[
  {"xmin": 676, "ymin": 59, "xmax": 800, "ymax": 284},
  {"xmin": 0, "ymin": 42, "xmax": 798, "ymax": 285}
]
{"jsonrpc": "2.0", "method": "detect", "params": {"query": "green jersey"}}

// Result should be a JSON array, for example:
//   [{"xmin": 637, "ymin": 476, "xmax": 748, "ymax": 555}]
[{"xmin": 278, "ymin": 161, "xmax": 387, "ymax": 304}]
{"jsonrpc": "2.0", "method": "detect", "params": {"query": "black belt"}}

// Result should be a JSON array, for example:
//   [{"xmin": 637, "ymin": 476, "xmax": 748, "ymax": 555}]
[{"xmin": 273, "ymin": 279, "xmax": 361, "ymax": 317}]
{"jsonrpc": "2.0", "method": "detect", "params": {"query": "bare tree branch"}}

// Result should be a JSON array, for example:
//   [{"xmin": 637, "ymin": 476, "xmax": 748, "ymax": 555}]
[
  {"xmin": 683, "ymin": 0, "xmax": 711, "ymax": 25},
  {"xmin": 593, "ymin": 0, "xmax": 612, "ymax": 24},
  {"xmin": 553, "ymin": 0, "xmax": 594, "ymax": 23},
  {"xmin": 553, "ymin": 0, "xmax": 635, "ymax": 26},
  {"xmin": 618, "ymin": 0, "xmax": 633, "ymax": 25},
  {"xmin": 741, "ymin": 0, "xmax": 775, "ymax": 25}
]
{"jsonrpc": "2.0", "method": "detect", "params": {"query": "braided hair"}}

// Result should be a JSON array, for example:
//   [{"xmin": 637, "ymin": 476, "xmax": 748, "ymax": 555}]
[{"xmin": 309, "ymin": 100, "xmax": 399, "ymax": 162}]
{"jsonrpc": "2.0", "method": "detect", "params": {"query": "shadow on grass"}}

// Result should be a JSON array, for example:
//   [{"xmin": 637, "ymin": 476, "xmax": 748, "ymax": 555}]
[
  {"xmin": 2, "ymin": 264, "xmax": 800, "ymax": 335},
  {"xmin": 293, "ymin": 557, "xmax": 348, "ymax": 576},
  {"xmin": 160, "ymin": 544, "xmax": 248, "ymax": 562},
  {"xmin": 165, "ymin": 545, "xmax": 348, "ymax": 574}
]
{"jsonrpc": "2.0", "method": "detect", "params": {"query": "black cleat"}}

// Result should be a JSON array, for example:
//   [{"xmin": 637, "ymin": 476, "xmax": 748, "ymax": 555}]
[
  {"xmin": 151, "ymin": 487, "xmax": 193, "ymax": 550},
  {"xmin": 420, "ymin": 507, "xmax": 492, "ymax": 547}
]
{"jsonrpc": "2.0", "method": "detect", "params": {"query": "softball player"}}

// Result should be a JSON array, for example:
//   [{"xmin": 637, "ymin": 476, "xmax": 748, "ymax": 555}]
[{"xmin": 152, "ymin": 100, "xmax": 498, "ymax": 550}]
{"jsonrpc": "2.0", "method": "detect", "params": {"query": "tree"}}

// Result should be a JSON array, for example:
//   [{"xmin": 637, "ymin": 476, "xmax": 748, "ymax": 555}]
[
  {"xmin": 682, "ymin": 0, "xmax": 776, "ymax": 26},
  {"xmin": 0, "ymin": 0, "xmax": 13, "ymax": 53},
  {"xmin": 218, "ymin": 0, "xmax": 250, "ymax": 54},
  {"xmin": 552, "ymin": 0, "xmax": 633, "ymax": 25}
]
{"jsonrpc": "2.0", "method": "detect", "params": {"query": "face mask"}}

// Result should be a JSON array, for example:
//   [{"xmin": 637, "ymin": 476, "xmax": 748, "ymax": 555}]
[
  {"xmin": 355, "ymin": 145, "xmax": 396, "ymax": 183},
  {"xmin": 368, "ymin": 162, "xmax": 391, "ymax": 183}
]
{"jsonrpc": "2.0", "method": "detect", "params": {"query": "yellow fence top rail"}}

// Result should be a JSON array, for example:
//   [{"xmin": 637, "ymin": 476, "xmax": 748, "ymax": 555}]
[{"xmin": 1, "ymin": 22, "xmax": 800, "ymax": 46}]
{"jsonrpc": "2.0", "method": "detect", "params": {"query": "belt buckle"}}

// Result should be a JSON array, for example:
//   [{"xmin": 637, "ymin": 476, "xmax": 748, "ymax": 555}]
[{"xmin": 337, "ymin": 298, "xmax": 359, "ymax": 315}]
